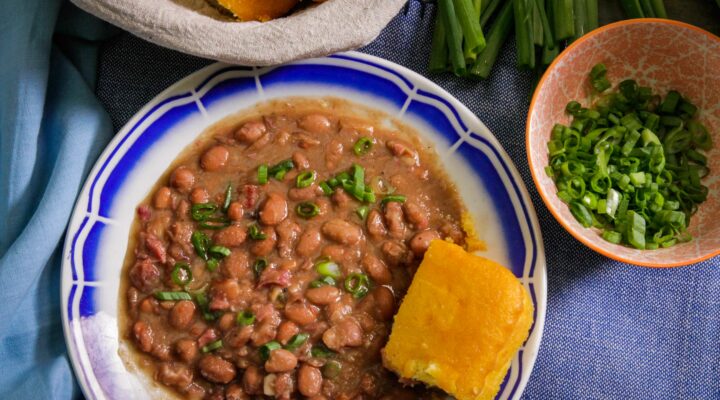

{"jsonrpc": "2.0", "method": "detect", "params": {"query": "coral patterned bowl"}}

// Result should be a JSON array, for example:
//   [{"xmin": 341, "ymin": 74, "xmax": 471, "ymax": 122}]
[{"xmin": 527, "ymin": 19, "xmax": 720, "ymax": 267}]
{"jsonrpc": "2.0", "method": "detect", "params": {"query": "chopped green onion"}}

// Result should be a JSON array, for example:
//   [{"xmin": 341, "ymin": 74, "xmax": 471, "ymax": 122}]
[
  {"xmin": 253, "ymin": 257, "xmax": 268, "ymax": 277},
  {"xmin": 322, "ymin": 360, "xmax": 342, "ymax": 379},
  {"xmin": 248, "ymin": 223, "xmax": 267, "ymax": 240},
  {"xmin": 381, "ymin": 195, "xmax": 407, "ymax": 205},
  {"xmin": 284, "ymin": 333, "xmax": 310, "ymax": 351},
  {"xmin": 311, "ymin": 343, "xmax": 335, "ymax": 358},
  {"xmin": 259, "ymin": 341, "xmax": 282, "ymax": 361},
  {"xmin": 309, "ymin": 276, "xmax": 336, "ymax": 288},
  {"xmin": 297, "ymin": 202, "xmax": 320, "ymax": 219},
  {"xmin": 546, "ymin": 64, "xmax": 711, "ymax": 250},
  {"xmin": 569, "ymin": 201, "xmax": 592, "ymax": 228},
  {"xmin": 171, "ymin": 262, "xmax": 193, "ymax": 286},
  {"xmin": 222, "ymin": 183, "xmax": 233, "ymax": 212},
  {"xmin": 353, "ymin": 137, "xmax": 374, "ymax": 156},
  {"xmin": 209, "ymin": 245, "xmax": 231, "ymax": 258},
  {"xmin": 201, "ymin": 339, "xmax": 223, "ymax": 353},
  {"xmin": 319, "ymin": 181, "xmax": 333, "ymax": 196},
  {"xmin": 589, "ymin": 63, "xmax": 611, "ymax": 92},
  {"xmin": 154, "ymin": 291, "xmax": 193, "ymax": 301},
  {"xmin": 316, "ymin": 260, "xmax": 341, "ymax": 279},
  {"xmin": 356, "ymin": 206, "xmax": 370, "ymax": 220},
  {"xmin": 236, "ymin": 311, "xmax": 255, "ymax": 326},
  {"xmin": 344, "ymin": 273, "xmax": 371, "ymax": 299},
  {"xmin": 626, "ymin": 211, "xmax": 646, "ymax": 249},
  {"xmin": 191, "ymin": 231, "xmax": 210, "ymax": 260},
  {"xmin": 602, "ymin": 230, "xmax": 622, "ymax": 244},
  {"xmin": 206, "ymin": 258, "xmax": 219, "ymax": 272},
  {"xmin": 268, "ymin": 159, "xmax": 295, "ymax": 180},
  {"xmin": 195, "ymin": 292, "xmax": 217, "ymax": 320},
  {"xmin": 296, "ymin": 171, "xmax": 317, "ymax": 188},
  {"xmin": 257, "ymin": 164, "xmax": 268, "ymax": 185}
]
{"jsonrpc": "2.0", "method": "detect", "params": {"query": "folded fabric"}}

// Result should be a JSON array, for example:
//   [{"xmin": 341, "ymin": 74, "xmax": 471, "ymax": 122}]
[{"xmin": 0, "ymin": 1, "xmax": 114, "ymax": 399}]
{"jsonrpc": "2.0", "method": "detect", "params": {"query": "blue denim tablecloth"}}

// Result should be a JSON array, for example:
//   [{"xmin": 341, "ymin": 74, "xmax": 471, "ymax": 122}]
[{"xmin": 2, "ymin": 0, "xmax": 719, "ymax": 399}]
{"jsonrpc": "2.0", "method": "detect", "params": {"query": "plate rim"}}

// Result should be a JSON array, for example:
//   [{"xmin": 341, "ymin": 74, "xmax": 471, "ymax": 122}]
[{"xmin": 61, "ymin": 51, "xmax": 547, "ymax": 399}]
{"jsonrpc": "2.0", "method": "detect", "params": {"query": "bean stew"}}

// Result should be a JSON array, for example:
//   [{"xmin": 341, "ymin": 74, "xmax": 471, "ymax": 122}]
[{"xmin": 121, "ymin": 98, "xmax": 468, "ymax": 399}]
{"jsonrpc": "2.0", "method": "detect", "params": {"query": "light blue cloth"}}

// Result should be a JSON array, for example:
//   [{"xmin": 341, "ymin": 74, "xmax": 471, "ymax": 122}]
[{"xmin": 0, "ymin": 1, "xmax": 113, "ymax": 398}]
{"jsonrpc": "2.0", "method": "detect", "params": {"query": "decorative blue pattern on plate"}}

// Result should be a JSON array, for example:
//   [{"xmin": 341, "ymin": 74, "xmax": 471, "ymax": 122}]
[{"xmin": 61, "ymin": 52, "xmax": 546, "ymax": 400}]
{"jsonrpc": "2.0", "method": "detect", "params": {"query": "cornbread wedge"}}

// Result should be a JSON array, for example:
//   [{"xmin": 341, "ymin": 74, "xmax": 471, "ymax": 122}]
[{"xmin": 383, "ymin": 240, "xmax": 533, "ymax": 400}]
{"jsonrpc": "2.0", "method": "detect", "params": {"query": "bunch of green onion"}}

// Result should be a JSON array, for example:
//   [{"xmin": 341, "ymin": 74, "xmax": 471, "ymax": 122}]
[
  {"xmin": 430, "ymin": 0, "xmax": 668, "ymax": 79},
  {"xmin": 619, "ymin": 0, "xmax": 668, "ymax": 18},
  {"xmin": 546, "ymin": 64, "xmax": 713, "ymax": 250}
]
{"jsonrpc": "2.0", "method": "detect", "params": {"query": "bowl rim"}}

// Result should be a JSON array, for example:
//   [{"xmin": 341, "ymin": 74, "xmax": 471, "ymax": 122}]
[{"xmin": 526, "ymin": 18, "xmax": 720, "ymax": 268}]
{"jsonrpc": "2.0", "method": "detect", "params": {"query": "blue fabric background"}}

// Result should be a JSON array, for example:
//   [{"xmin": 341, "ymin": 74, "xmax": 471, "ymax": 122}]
[{"xmin": 1, "ymin": 0, "xmax": 719, "ymax": 399}]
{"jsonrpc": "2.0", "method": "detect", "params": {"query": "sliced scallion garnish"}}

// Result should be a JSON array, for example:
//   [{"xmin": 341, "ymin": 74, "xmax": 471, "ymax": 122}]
[{"xmin": 154, "ymin": 291, "xmax": 192, "ymax": 301}]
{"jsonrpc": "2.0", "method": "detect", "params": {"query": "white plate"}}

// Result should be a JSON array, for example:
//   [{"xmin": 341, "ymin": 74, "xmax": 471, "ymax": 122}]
[{"xmin": 61, "ymin": 52, "xmax": 547, "ymax": 399}]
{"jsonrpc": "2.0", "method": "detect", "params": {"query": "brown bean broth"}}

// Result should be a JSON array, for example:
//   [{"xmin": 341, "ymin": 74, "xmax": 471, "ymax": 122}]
[{"xmin": 119, "ymin": 98, "xmax": 466, "ymax": 399}]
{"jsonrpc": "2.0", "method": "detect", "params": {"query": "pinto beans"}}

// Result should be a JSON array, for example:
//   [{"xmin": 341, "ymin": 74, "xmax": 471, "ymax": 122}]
[
  {"xmin": 372, "ymin": 286, "xmax": 395, "ymax": 321},
  {"xmin": 322, "ymin": 318, "xmax": 363, "ymax": 351},
  {"xmin": 409, "ymin": 229, "xmax": 441, "ymax": 255},
  {"xmin": 381, "ymin": 240, "xmax": 410, "ymax": 267},
  {"xmin": 133, "ymin": 320, "xmax": 154, "ymax": 353},
  {"xmin": 225, "ymin": 325, "xmax": 253, "ymax": 348},
  {"xmin": 169, "ymin": 301, "xmax": 196, "ymax": 330},
  {"xmin": 298, "ymin": 114, "xmax": 332, "ymax": 134},
  {"xmin": 222, "ymin": 251, "xmax": 249, "ymax": 279},
  {"xmin": 296, "ymin": 227, "xmax": 322, "ymax": 257},
  {"xmin": 297, "ymin": 365, "xmax": 323, "ymax": 397},
  {"xmin": 129, "ymin": 259, "xmax": 161, "ymax": 292},
  {"xmin": 175, "ymin": 339, "xmax": 198, "ymax": 362},
  {"xmin": 288, "ymin": 184, "xmax": 320, "ymax": 202},
  {"xmin": 384, "ymin": 202, "xmax": 406, "ymax": 239},
  {"xmin": 225, "ymin": 384, "xmax": 248, "ymax": 400},
  {"xmin": 331, "ymin": 188, "xmax": 352, "ymax": 209},
  {"xmin": 235, "ymin": 120, "xmax": 266, "ymax": 143},
  {"xmin": 259, "ymin": 193, "xmax": 288, "ymax": 226},
  {"xmin": 250, "ymin": 227, "xmax": 277, "ymax": 256},
  {"xmin": 265, "ymin": 349, "xmax": 298, "ymax": 373},
  {"xmin": 227, "ymin": 201, "xmax": 244, "ymax": 221},
  {"xmin": 404, "ymin": 202, "xmax": 429, "ymax": 230},
  {"xmin": 214, "ymin": 225, "xmax": 247, "ymax": 247},
  {"xmin": 199, "ymin": 355, "xmax": 236, "ymax": 384},
  {"xmin": 276, "ymin": 219, "xmax": 301, "ymax": 258},
  {"xmin": 292, "ymin": 151, "xmax": 310, "ymax": 170},
  {"xmin": 243, "ymin": 365, "xmax": 263, "ymax": 395},
  {"xmin": 284, "ymin": 301, "xmax": 319, "ymax": 326},
  {"xmin": 276, "ymin": 321, "xmax": 300, "ymax": 345},
  {"xmin": 170, "ymin": 166, "xmax": 195, "ymax": 193},
  {"xmin": 274, "ymin": 373, "xmax": 294, "ymax": 399},
  {"xmin": 153, "ymin": 187, "xmax": 173, "ymax": 209},
  {"xmin": 366, "ymin": 209, "xmax": 387, "ymax": 238},
  {"xmin": 306, "ymin": 286, "xmax": 340, "ymax": 306},
  {"xmin": 362, "ymin": 255, "xmax": 392, "ymax": 285},
  {"xmin": 321, "ymin": 219, "xmax": 362, "ymax": 245},
  {"xmin": 325, "ymin": 139, "xmax": 343, "ymax": 169},
  {"xmin": 190, "ymin": 187, "xmax": 209, "ymax": 204}
]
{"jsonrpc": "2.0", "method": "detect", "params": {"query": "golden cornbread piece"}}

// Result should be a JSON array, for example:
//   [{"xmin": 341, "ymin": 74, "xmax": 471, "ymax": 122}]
[
  {"xmin": 215, "ymin": 0, "xmax": 300, "ymax": 21},
  {"xmin": 383, "ymin": 240, "xmax": 534, "ymax": 400}
]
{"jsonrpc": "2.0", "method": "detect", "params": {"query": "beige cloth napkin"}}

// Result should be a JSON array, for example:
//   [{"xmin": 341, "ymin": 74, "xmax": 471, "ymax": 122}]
[{"xmin": 70, "ymin": 0, "xmax": 407, "ymax": 66}]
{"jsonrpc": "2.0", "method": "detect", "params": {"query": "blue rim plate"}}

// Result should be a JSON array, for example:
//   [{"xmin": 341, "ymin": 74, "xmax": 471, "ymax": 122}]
[{"xmin": 61, "ymin": 52, "xmax": 547, "ymax": 399}]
